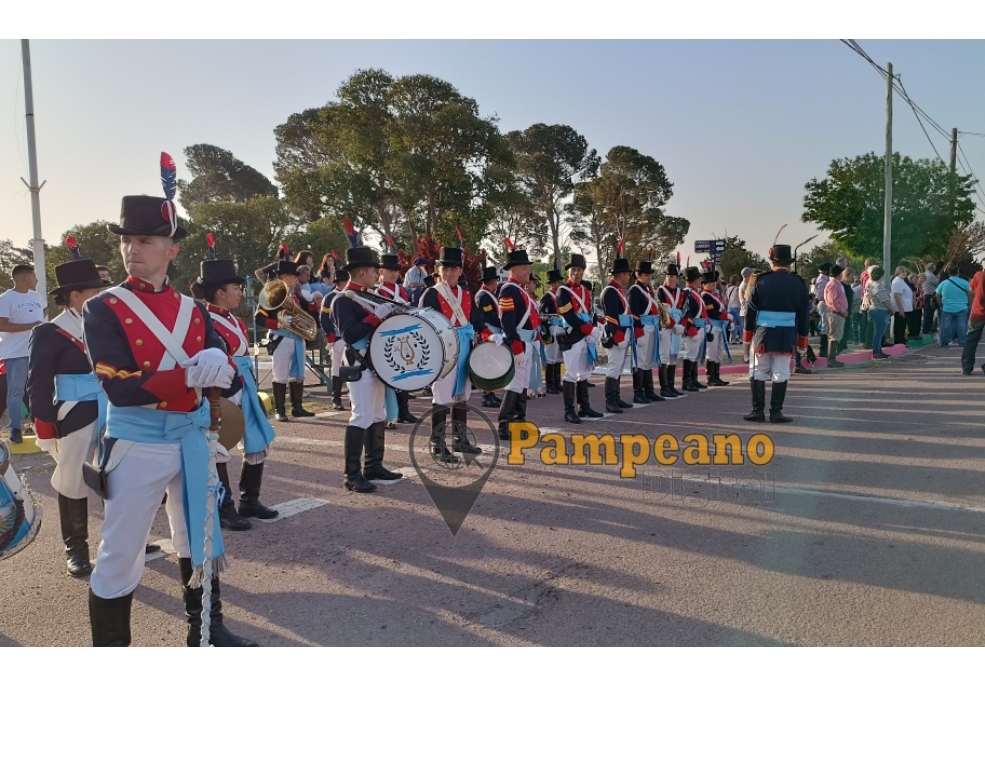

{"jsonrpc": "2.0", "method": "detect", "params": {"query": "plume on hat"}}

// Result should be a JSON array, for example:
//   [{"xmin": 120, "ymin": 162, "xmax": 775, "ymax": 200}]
[
  {"xmin": 160, "ymin": 152, "xmax": 178, "ymax": 237},
  {"xmin": 66, "ymin": 235, "xmax": 82, "ymax": 261}
]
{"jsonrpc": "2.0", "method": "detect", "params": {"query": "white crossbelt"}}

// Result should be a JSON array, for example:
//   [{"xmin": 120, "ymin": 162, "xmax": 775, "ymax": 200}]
[{"xmin": 107, "ymin": 286, "xmax": 194, "ymax": 369}]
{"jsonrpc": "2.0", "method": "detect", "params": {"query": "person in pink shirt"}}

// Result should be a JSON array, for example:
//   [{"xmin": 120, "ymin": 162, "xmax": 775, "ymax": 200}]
[{"xmin": 823, "ymin": 264, "xmax": 848, "ymax": 368}]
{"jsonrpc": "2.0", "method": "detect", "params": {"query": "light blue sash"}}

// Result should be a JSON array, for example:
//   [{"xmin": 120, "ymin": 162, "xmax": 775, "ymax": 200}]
[
  {"xmin": 670, "ymin": 308, "xmax": 683, "ymax": 357},
  {"xmin": 270, "ymin": 328, "xmax": 305, "ymax": 378},
  {"xmin": 233, "ymin": 356, "xmax": 275, "ymax": 454},
  {"xmin": 517, "ymin": 328, "xmax": 536, "ymax": 342},
  {"xmin": 352, "ymin": 337, "xmax": 398, "ymax": 420},
  {"xmin": 617, "ymin": 314, "xmax": 637, "ymax": 367},
  {"xmin": 575, "ymin": 313, "xmax": 598, "ymax": 364},
  {"xmin": 640, "ymin": 315, "xmax": 661, "ymax": 365},
  {"xmin": 756, "ymin": 310, "xmax": 796, "ymax": 327},
  {"xmin": 453, "ymin": 325, "xmax": 475, "ymax": 396},
  {"xmin": 55, "ymin": 373, "xmax": 107, "ymax": 452},
  {"xmin": 485, "ymin": 324, "xmax": 503, "ymax": 336},
  {"xmin": 105, "ymin": 402, "xmax": 223, "ymax": 574},
  {"xmin": 693, "ymin": 317, "xmax": 708, "ymax": 328}
]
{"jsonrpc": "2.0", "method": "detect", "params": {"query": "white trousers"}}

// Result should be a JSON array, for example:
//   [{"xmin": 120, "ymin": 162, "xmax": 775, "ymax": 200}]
[
  {"xmin": 432, "ymin": 363, "xmax": 471, "ymax": 405},
  {"xmin": 635, "ymin": 327, "xmax": 655, "ymax": 371},
  {"xmin": 683, "ymin": 328, "xmax": 706, "ymax": 361},
  {"xmin": 505, "ymin": 344, "xmax": 532, "ymax": 394},
  {"xmin": 749, "ymin": 352, "xmax": 793, "ymax": 383},
  {"xmin": 658, "ymin": 328, "xmax": 679, "ymax": 365},
  {"xmin": 605, "ymin": 337, "xmax": 630, "ymax": 379},
  {"xmin": 705, "ymin": 326, "xmax": 724, "ymax": 364},
  {"xmin": 90, "ymin": 443, "xmax": 190, "ymax": 599},
  {"xmin": 331, "ymin": 339, "xmax": 346, "ymax": 377},
  {"xmin": 348, "ymin": 371, "xmax": 387, "ymax": 429},
  {"xmin": 272, "ymin": 336, "xmax": 303, "ymax": 383},
  {"xmin": 50, "ymin": 421, "xmax": 98, "ymax": 500},
  {"xmin": 562, "ymin": 341, "xmax": 594, "ymax": 383},
  {"xmin": 544, "ymin": 338, "xmax": 561, "ymax": 364}
]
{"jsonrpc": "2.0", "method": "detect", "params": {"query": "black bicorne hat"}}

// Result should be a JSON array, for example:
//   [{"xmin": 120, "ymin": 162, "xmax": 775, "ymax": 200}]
[
  {"xmin": 345, "ymin": 246, "xmax": 381, "ymax": 271},
  {"xmin": 566, "ymin": 254, "xmax": 587, "ymax": 271},
  {"xmin": 503, "ymin": 250, "xmax": 531, "ymax": 269},
  {"xmin": 636, "ymin": 261, "xmax": 654, "ymax": 275},
  {"xmin": 701, "ymin": 270, "xmax": 718, "ymax": 284},
  {"xmin": 481, "ymin": 266, "xmax": 499, "ymax": 282},
  {"xmin": 438, "ymin": 247, "xmax": 464, "ymax": 267},
  {"xmin": 770, "ymin": 245, "xmax": 794, "ymax": 264},
  {"xmin": 51, "ymin": 259, "xmax": 105, "ymax": 297},
  {"xmin": 547, "ymin": 268, "xmax": 563, "ymax": 283},
  {"xmin": 611, "ymin": 257, "xmax": 632, "ymax": 275},
  {"xmin": 198, "ymin": 259, "xmax": 246, "ymax": 289},
  {"xmin": 107, "ymin": 196, "xmax": 188, "ymax": 240},
  {"xmin": 380, "ymin": 254, "xmax": 401, "ymax": 271}
]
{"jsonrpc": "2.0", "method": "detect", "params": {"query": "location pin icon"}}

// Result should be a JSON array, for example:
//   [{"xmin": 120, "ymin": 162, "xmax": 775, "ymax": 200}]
[{"xmin": 409, "ymin": 404, "xmax": 500, "ymax": 535}]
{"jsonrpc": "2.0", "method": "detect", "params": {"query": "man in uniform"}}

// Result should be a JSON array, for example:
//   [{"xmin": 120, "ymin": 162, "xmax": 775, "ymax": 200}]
[
  {"xmin": 254, "ymin": 259, "xmax": 316, "ymax": 421},
  {"xmin": 421, "ymin": 248, "xmax": 485, "ymax": 461},
  {"xmin": 680, "ymin": 266, "xmax": 708, "ymax": 393},
  {"xmin": 556, "ymin": 254, "xmax": 603, "ymax": 424},
  {"xmin": 599, "ymin": 257, "xmax": 635, "ymax": 413},
  {"xmin": 321, "ymin": 269, "xmax": 350, "ymax": 411},
  {"xmin": 332, "ymin": 247, "xmax": 404, "ymax": 492},
  {"xmin": 627, "ymin": 260, "xmax": 665, "ymax": 403},
  {"xmin": 743, "ymin": 244, "xmax": 811, "ymax": 423},
  {"xmin": 656, "ymin": 264, "xmax": 687, "ymax": 399},
  {"xmin": 27, "ymin": 257, "xmax": 107, "ymax": 576},
  {"xmin": 474, "ymin": 265, "xmax": 503, "ymax": 408},
  {"xmin": 84, "ymin": 190, "xmax": 256, "ymax": 647},
  {"xmin": 496, "ymin": 250, "xmax": 538, "ymax": 439},
  {"xmin": 377, "ymin": 252, "xmax": 419, "ymax": 426},
  {"xmin": 701, "ymin": 270, "xmax": 732, "ymax": 386},
  {"xmin": 539, "ymin": 268, "xmax": 564, "ymax": 395},
  {"xmin": 197, "ymin": 258, "xmax": 278, "ymax": 527}
]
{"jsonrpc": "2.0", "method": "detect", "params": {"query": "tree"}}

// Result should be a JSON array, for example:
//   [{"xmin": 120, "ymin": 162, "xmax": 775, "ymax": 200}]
[
  {"xmin": 714, "ymin": 235, "xmax": 770, "ymax": 280},
  {"xmin": 942, "ymin": 221, "xmax": 985, "ymax": 276},
  {"xmin": 506, "ymin": 123, "xmax": 596, "ymax": 266},
  {"xmin": 0, "ymin": 239, "xmax": 34, "ymax": 291},
  {"xmin": 178, "ymin": 144, "xmax": 278, "ymax": 216},
  {"xmin": 802, "ymin": 152, "xmax": 976, "ymax": 268}
]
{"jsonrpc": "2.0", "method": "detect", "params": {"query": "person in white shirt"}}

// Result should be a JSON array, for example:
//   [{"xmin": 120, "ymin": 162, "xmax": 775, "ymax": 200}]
[
  {"xmin": 0, "ymin": 263, "xmax": 48, "ymax": 442},
  {"xmin": 890, "ymin": 266, "xmax": 914, "ymax": 346}
]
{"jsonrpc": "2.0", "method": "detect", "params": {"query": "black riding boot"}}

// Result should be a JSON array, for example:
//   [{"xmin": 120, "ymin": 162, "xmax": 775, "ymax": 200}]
[
  {"xmin": 667, "ymin": 364, "xmax": 685, "ymax": 397},
  {"xmin": 681, "ymin": 360, "xmax": 699, "ymax": 392},
  {"xmin": 744, "ymin": 380, "xmax": 766, "ymax": 422},
  {"xmin": 632, "ymin": 369, "xmax": 648, "ymax": 404},
  {"xmin": 605, "ymin": 377, "xmax": 623, "ymax": 414},
  {"xmin": 577, "ymin": 380, "xmax": 604, "ymax": 418},
  {"xmin": 547, "ymin": 363, "xmax": 561, "ymax": 393},
  {"xmin": 216, "ymin": 462, "xmax": 251, "ymax": 531},
  {"xmin": 692, "ymin": 361, "xmax": 708, "ymax": 390},
  {"xmin": 643, "ymin": 370, "xmax": 665, "ymax": 401},
  {"xmin": 290, "ymin": 381, "xmax": 315, "ymax": 417},
  {"xmin": 615, "ymin": 376, "xmax": 633, "ymax": 408},
  {"xmin": 238, "ymin": 462, "xmax": 279, "ymax": 519},
  {"xmin": 769, "ymin": 381, "xmax": 792, "ymax": 423},
  {"xmin": 498, "ymin": 391, "xmax": 520, "ymax": 440},
  {"xmin": 430, "ymin": 405, "xmax": 459, "ymax": 464},
  {"xmin": 363, "ymin": 421, "xmax": 403, "ymax": 481},
  {"xmin": 179, "ymin": 558, "xmax": 258, "ymax": 647},
  {"xmin": 272, "ymin": 382, "xmax": 288, "ymax": 422},
  {"xmin": 482, "ymin": 392, "xmax": 500, "ymax": 408},
  {"xmin": 343, "ymin": 426, "xmax": 376, "ymax": 492},
  {"xmin": 89, "ymin": 589, "xmax": 132, "ymax": 646},
  {"xmin": 331, "ymin": 376, "xmax": 345, "ymax": 410},
  {"xmin": 658, "ymin": 365, "xmax": 676, "ymax": 398},
  {"xmin": 452, "ymin": 403, "xmax": 483, "ymax": 455},
  {"xmin": 396, "ymin": 391, "xmax": 419, "ymax": 423},
  {"xmin": 563, "ymin": 380, "xmax": 581, "ymax": 424},
  {"xmin": 58, "ymin": 493, "xmax": 92, "ymax": 577},
  {"xmin": 513, "ymin": 392, "xmax": 528, "ymax": 422}
]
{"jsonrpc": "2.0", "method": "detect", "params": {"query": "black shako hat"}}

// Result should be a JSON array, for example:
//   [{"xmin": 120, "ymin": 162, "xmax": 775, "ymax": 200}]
[
  {"xmin": 701, "ymin": 270, "xmax": 718, "ymax": 284},
  {"xmin": 769, "ymin": 244, "xmax": 795, "ymax": 264},
  {"xmin": 636, "ymin": 261, "xmax": 654, "ymax": 275},
  {"xmin": 664, "ymin": 263, "xmax": 680, "ymax": 276},
  {"xmin": 683, "ymin": 266, "xmax": 702, "ymax": 283},
  {"xmin": 198, "ymin": 259, "xmax": 246, "ymax": 289},
  {"xmin": 334, "ymin": 268, "xmax": 350, "ymax": 284},
  {"xmin": 277, "ymin": 260, "xmax": 299, "ymax": 277},
  {"xmin": 482, "ymin": 266, "xmax": 499, "ymax": 282},
  {"xmin": 611, "ymin": 257, "xmax": 632, "ymax": 275},
  {"xmin": 51, "ymin": 259, "xmax": 105, "ymax": 297},
  {"xmin": 565, "ymin": 253, "xmax": 587, "ymax": 271},
  {"xmin": 503, "ymin": 250, "xmax": 531, "ymax": 269},
  {"xmin": 438, "ymin": 247, "xmax": 464, "ymax": 267},
  {"xmin": 380, "ymin": 254, "xmax": 401, "ymax": 271},
  {"xmin": 107, "ymin": 196, "xmax": 188, "ymax": 240},
  {"xmin": 547, "ymin": 268, "xmax": 563, "ymax": 283},
  {"xmin": 345, "ymin": 246, "xmax": 381, "ymax": 271}
]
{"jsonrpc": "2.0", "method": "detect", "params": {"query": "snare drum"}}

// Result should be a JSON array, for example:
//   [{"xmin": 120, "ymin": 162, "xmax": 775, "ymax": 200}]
[
  {"xmin": 468, "ymin": 341, "xmax": 516, "ymax": 391},
  {"xmin": 0, "ymin": 443, "xmax": 42, "ymax": 562},
  {"xmin": 369, "ymin": 308, "xmax": 460, "ymax": 391}
]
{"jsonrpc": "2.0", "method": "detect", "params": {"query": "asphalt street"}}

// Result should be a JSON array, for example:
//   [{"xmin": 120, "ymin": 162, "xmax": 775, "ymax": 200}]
[{"xmin": 3, "ymin": 342, "xmax": 983, "ymax": 646}]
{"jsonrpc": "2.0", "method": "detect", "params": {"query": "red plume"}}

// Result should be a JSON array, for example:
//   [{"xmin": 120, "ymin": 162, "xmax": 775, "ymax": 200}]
[
  {"xmin": 344, "ymin": 218, "xmax": 355, "ymax": 237},
  {"xmin": 386, "ymin": 235, "xmax": 395, "ymax": 248},
  {"xmin": 280, "ymin": 242, "xmax": 291, "ymax": 260},
  {"xmin": 331, "ymin": 250, "xmax": 339, "ymax": 261},
  {"xmin": 617, "ymin": 238, "xmax": 625, "ymax": 255},
  {"xmin": 66, "ymin": 235, "xmax": 78, "ymax": 249},
  {"xmin": 504, "ymin": 237, "xmax": 515, "ymax": 252},
  {"xmin": 206, "ymin": 233, "xmax": 215, "ymax": 249}
]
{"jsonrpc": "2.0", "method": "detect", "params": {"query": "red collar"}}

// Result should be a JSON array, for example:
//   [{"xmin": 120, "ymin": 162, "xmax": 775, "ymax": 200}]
[
  {"xmin": 349, "ymin": 283, "xmax": 371, "ymax": 293},
  {"xmin": 206, "ymin": 304, "xmax": 230, "ymax": 317},
  {"xmin": 126, "ymin": 276, "xmax": 170, "ymax": 294}
]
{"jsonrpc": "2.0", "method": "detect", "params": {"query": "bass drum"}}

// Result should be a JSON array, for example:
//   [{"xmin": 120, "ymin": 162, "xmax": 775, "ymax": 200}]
[
  {"xmin": 0, "ymin": 442, "xmax": 42, "ymax": 563},
  {"xmin": 369, "ymin": 308, "xmax": 460, "ymax": 391},
  {"xmin": 468, "ymin": 340, "xmax": 516, "ymax": 391}
]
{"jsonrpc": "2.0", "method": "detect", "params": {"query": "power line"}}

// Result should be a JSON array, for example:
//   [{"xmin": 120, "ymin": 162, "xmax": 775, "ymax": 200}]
[
  {"xmin": 956, "ymin": 144, "xmax": 985, "ymax": 212},
  {"xmin": 958, "ymin": 131, "xmax": 985, "ymax": 138}
]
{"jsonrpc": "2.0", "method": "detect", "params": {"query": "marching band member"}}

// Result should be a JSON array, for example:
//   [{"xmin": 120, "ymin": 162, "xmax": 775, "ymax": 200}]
[
  {"xmin": 321, "ymin": 269, "xmax": 350, "ymax": 411},
  {"xmin": 84, "ymin": 184, "xmax": 255, "ymax": 647},
  {"xmin": 525, "ymin": 275, "xmax": 545, "ymax": 397},
  {"xmin": 474, "ymin": 266, "xmax": 503, "ymax": 408},
  {"xmin": 701, "ymin": 270, "xmax": 732, "ymax": 387},
  {"xmin": 27, "ymin": 256, "xmax": 107, "ymax": 576},
  {"xmin": 539, "ymin": 268, "xmax": 564, "ymax": 395},
  {"xmin": 556, "ymin": 254, "xmax": 604, "ymax": 424},
  {"xmin": 197, "ymin": 257, "xmax": 279, "ymax": 526},
  {"xmin": 496, "ymin": 250, "xmax": 538, "ymax": 439},
  {"xmin": 600, "ymin": 257, "xmax": 635, "ymax": 413},
  {"xmin": 680, "ymin": 266, "xmax": 708, "ymax": 393},
  {"xmin": 332, "ymin": 247, "xmax": 403, "ymax": 492},
  {"xmin": 378, "ymin": 252, "xmax": 419, "ymax": 426},
  {"xmin": 656, "ymin": 264, "xmax": 687, "ymax": 399},
  {"xmin": 627, "ymin": 260, "xmax": 665, "ymax": 403},
  {"xmin": 421, "ymin": 248, "xmax": 485, "ymax": 461},
  {"xmin": 254, "ymin": 260, "xmax": 317, "ymax": 421},
  {"xmin": 743, "ymin": 244, "xmax": 811, "ymax": 423}
]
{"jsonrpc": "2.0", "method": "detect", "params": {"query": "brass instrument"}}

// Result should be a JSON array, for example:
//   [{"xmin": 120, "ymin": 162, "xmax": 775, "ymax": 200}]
[
  {"xmin": 259, "ymin": 279, "xmax": 318, "ymax": 341},
  {"xmin": 658, "ymin": 299, "xmax": 672, "ymax": 329}
]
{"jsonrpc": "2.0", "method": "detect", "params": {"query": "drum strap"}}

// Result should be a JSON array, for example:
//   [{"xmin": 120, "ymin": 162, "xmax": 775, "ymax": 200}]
[{"xmin": 437, "ymin": 282, "xmax": 470, "ymax": 328}]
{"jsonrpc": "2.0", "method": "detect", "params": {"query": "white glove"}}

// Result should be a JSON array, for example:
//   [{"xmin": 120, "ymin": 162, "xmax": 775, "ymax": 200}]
[
  {"xmin": 590, "ymin": 327, "xmax": 602, "ymax": 343},
  {"xmin": 550, "ymin": 325, "xmax": 567, "ymax": 338},
  {"xmin": 673, "ymin": 324, "xmax": 685, "ymax": 336},
  {"xmin": 186, "ymin": 362, "xmax": 235, "ymax": 390},
  {"xmin": 35, "ymin": 437, "xmax": 57, "ymax": 454},
  {"xmin": 282, "ymin": 314, "xmax": 294, "ymax": 327},
  {"xmin": 490, "ymin": 333, "xmax": 505, "ymax": 346},
  {"xmin": 375, "ymin": 303, "xmax": 394, "ymax": 320}
]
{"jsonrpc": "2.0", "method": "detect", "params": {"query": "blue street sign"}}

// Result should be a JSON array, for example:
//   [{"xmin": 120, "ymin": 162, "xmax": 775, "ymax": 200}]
[{"xmin": 694, "ymin": 239, "xmax": 726, "ymax": 254}]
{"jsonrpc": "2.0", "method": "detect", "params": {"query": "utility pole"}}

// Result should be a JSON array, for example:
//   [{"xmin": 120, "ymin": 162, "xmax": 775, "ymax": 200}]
[
  {"xmin": 950, "ymin": 128, "xmax": 958, "ymax": 173},
  {"xmin": 882, "ymin": 62, "xmax": 893, "ymax": 279},
  {"xmin": 20, "ymin": 40, "xmax": 47, "ymax": 296},
  {"xmin": 950, "ymin": 128, "xmax": 959, "ymax": 230}
]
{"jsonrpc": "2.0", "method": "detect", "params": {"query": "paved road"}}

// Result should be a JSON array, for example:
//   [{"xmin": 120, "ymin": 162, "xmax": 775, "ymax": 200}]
[{"xmin": 3, "ymin": 343, "xmax": 984, "ymax": 646}]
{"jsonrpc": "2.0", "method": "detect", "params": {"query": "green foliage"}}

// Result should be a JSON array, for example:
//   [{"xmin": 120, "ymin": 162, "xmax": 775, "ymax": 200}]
[
  {"xmin": 178, "ymin": 144, "xmax": 278, "ymax": 216},
  {"xmin": 802, "ymin": 152, "xmax": 976, "ymax": 268},
  {"xmin": 0, "ymin": 239, "xmax": 35, "ymax": 291},
  {"xmin": 715, "ymin": 236, "xmax": 770, "ymax": 280}
]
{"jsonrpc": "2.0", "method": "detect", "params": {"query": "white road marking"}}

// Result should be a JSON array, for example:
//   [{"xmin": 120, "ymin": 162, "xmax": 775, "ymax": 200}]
[
  {"xmin": 258, "ymin": 497, "xmax": 329, "ymax": 523},
  {"xmin": 767, "ymin": 485, "xmax": 985, "ymax": 515}
]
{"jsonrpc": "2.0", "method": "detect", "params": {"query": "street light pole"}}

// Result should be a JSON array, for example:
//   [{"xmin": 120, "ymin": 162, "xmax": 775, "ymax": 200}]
[
  {"xmin": 20, "ymin": 39, "xmax": 47, "ymax": 296},
  {"xmin": 882, "ymin": 62, "xmax": 893, "ymax": 279}
]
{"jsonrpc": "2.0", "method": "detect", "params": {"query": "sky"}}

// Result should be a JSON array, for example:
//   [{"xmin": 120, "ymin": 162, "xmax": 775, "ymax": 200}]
[{"xmin": 3, "ymin": 38, "xmax": 985, "ymax": 270}]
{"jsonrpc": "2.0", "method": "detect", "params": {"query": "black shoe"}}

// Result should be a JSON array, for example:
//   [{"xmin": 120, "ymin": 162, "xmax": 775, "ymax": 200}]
[
  {"xmin": 482, "ymin": 393, "xmax": 500, "ymax": 408},
  {"xmin": 180, "ymin": 558, "xmax": 258, "ymax": 647},
  {"xmin": 430, "ymin": 406, "xmax": 459, "ymax": 463},
  {"xmin": 238, "ymin": 462, "xmax": 279, "ymax": 519},
  {"xmin": 289, "ymin": 381, "xmax": 315, "ymax": 417},
  {"xmin": 397, "ymin": 411, "xmax": 419, "ymax": 424},
  {"xmin": 643, "ymin": 370, "xmax": 664, "ymax": 401},
  {"xmin": 331, "ymin": 376, "xmax": 346, "ymax": 410},
  {"xmin": 794, "ymin": 366, "xmax": 812, "ymax": 374},
  {"xmin": 666, "ymin": 365, "xmax": 685, "ymax": 397},
  {"xmin": 89, "ymin": 590, "xmax": 133, "ymax": 647},
  {"xmin": 272, "ymin": 382, "xmax": 288, "ymax": 422},
  {"xmin": 396, "ymin": 392, "xmax": 418, "ymax": 423},
  {"xmin": 745, "ymin": 379, "xmax": 766, "ymax": 422},
  {"xmin": 363, "ymin": 421, "xmax": 403, "ymax": 481},
  {"xmin": 216, "ymin": 463, "xmax": 251, "ymax": 530},
  {"xmin": 344, "ymin": 426, "xmax": 377, "ymax": 492},
  {"xmin": 10, "ymin": 428, "xmax": 22, "ymax": 444}
]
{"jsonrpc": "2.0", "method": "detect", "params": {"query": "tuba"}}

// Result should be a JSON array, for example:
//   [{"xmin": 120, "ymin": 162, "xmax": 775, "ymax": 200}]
[{"xmin": 259, "ymin": 279, "xmax": 318, "ymax": 341}]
